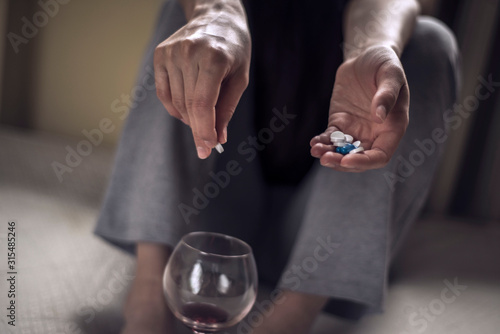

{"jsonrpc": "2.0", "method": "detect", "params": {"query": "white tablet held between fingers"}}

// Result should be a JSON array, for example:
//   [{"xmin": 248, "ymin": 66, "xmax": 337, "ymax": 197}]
[{"xmin": 215, "ymin": 143, "xmax": 224, "ymax": 154}]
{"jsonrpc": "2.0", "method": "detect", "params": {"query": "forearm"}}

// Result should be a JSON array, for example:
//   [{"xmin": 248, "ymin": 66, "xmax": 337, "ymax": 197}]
[
  {"xmin": 178, "ymin": 0, "xmax": 247, "ymax": 21},
  {"xmin": 343, "ymin": 0, "xmax": 420, "ymax": 59}
]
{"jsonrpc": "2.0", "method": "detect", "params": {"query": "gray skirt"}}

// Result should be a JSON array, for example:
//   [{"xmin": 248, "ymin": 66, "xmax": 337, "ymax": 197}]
[{"xmin": 94, "ymin": 0, "xmax": 460, "ymax": 315}]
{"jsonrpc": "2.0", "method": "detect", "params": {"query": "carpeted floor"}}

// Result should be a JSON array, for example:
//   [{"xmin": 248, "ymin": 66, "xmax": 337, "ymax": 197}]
[{"xmin": 1, "ymin": 126, "xmax": 499, "ymax": 334}]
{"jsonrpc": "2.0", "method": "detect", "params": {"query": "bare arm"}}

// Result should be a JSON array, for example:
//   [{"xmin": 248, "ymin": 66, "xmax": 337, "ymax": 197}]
[
  {"xmin": 155, "ymin": 0, "xmax": 251, "ymax": 159},
  {"xmin": 343, "ymin": 0, "xmax": 420, "ymax": 59},
  {"xmin": 178, "ymin": 0, "xmax": 246, "ymax": 21},
  {"xmin": 310, "ymin": 0, "xmax": 421, "ymax": 171}
]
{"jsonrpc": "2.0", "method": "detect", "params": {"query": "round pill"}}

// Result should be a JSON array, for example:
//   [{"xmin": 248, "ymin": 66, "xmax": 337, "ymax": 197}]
[
  {"xmin": 330, "ymin": 131, "xmax": 345, "ymax": 140},
  {"xmin": 348, "ymin": 147, "xmax": 365, "ymax": 154},
  {"xmin": 353, "ymin": 140, "xmax": 361, "ymax": 148},
  {"xmin": 344, "ymin": 134, "xmax": 353, "ymax": 143},
  {"xmin": 332, "ymin": 140, "xmax": 346, "ymax": 147}
]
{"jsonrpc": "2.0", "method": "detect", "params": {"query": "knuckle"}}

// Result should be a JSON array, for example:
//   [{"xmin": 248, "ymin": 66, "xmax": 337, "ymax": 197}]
[
  {"xmin": 198, "ymin": 131, "xmax": 212, "ymax": 141},
  {"xmin": 164, "ymin": 44, "xmax": 176, "ymax": 61},
  {"xmin": 217, "ymin": 109, "xmax": 236, "ymax": 125},
  {"xmin": 166, "ymin": 107, "xmax": 181, "ymax": 119},
  {"xmin": 384, "ymin": 63, "xmax": 406, "ymax": 81},
  {"xmin": 185, "ymin": 96, "xmax": 194, "ymax": 109},
  {"xmin": 155, "ymin": 42, "xmax": 170, "ymax": 59},
  {"xmin": 238, "ymin": 72, "xmax": 250, "ymax": 89},
  {"xmin": 154, "ymin": 43, "xmax": 177, "ymax": 68},
  {"xmin": 180, "ymin": 38, "xmax": 197, "ymax": 57},
  {"xmin": 193, "ymin": 123, "xmax": 214, "ymax": 141},
  {"xmin": 192, "ymin": 97, "xmax": 213, "ymax": 114},
  {"xmin": 385, "ymin": 90, "xmax": 398, "ymax": 103},
  {"xmin": 206, "ymin": 46, "xmax": 233, "ymax": 69},
  {"xmin": 161, "ymin": 99, "xmax": 180, "ymax": 117},
  {"xmin": 153, "ymin": 44, "xmax": 164, "ymax": 59},
  {"xmin": 171, "ymin": 96, "xmax": 186, "ymax": 112},
  {"xmin": 156, "ymin": 86, "xmax": 169, "ymax": 102},
  {"xmin": 153, "ymin": 48, "xmax": 164, "ymax": 68},
  {"xmin": 403, "ymin": 116, "xmax": 410, "ymax": 128}
]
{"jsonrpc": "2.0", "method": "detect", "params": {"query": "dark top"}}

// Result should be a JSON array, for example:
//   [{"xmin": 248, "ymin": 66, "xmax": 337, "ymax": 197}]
[{"xmin": 244, "ymin": 0, "xmax": 349, "ymax": 185}]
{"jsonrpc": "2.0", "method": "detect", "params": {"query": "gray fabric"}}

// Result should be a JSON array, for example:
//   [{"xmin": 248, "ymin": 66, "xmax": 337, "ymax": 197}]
[{"xmin": 94, "ymin": 0, "xmax": 460, "ymax": 314}]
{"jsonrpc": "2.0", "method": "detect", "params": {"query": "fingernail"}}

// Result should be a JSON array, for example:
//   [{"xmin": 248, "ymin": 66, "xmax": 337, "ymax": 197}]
[
  {"xmin": 376, "ymin": 106, "xmax": 387, "ymax": 122},
  {"xmin": 197, "ymin": 147, "xmax": 210, "ymax": 159},
  {"xmin": 223, "ymin": 127, "xmax": 228, "ymax": 143},
  {"xmin": 180, "ymin": 118, "xmax": 188, "ymax": 125}
]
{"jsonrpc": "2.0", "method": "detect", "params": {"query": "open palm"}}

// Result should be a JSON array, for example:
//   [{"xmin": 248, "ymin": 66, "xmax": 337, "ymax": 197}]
[{"xmin": 311, "ymin": 45, "xmax": 410, "ymax": 172}]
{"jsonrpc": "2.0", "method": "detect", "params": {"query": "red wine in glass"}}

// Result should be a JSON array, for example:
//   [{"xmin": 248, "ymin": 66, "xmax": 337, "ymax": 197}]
[
  {"xmin": 181, "ymin": 302, "xmax": 230, "ymax": 331},
  {"xmin": 163, "ymin": 232, "xmax": 258, "ymax": 333}
]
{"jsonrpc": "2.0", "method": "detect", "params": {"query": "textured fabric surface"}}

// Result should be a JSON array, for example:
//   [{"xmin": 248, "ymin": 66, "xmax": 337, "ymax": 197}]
[{"xmin": 94, "ymin": 0, "xmax": 460, "ymax": 314}]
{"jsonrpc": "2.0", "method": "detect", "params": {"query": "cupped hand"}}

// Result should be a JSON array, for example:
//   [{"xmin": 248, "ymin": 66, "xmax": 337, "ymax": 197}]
[
  {"xmin": 154, "ymin": 6, "xmax": 251, "ymax": 159},
  {"xmin": 310, "ymin": 45, "xmax": 410, "ymax": 172}
]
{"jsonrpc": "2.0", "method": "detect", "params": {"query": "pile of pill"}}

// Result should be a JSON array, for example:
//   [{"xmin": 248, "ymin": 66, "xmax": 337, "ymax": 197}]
[{"xmin": 330, "ymin": 131, "xmax": 365, "ymax": 155}]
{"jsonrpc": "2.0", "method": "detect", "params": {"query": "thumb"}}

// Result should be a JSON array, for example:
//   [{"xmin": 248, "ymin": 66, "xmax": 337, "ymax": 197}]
[
  {"xmin": 371, "ymin": 66, "xmax": 405, "ymax": 123},
  {"xmin": 215, "ymin": 73, "xmax": 249, "ymax": 144}
]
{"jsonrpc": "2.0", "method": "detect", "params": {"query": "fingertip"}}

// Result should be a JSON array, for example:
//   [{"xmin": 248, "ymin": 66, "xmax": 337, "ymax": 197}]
[
  {"xmin": 310, "ymin": 145, "xmax": 321, "ymax": 158},
  {"xmin": 218, "ymin": 127, "xmax": 228, "ymax": 144},
  {"xmin": 197, "ymin": 146, "xmax": 211, "ymax": 159},
  {"xmin": 319, "ymin": 151, "xmax": 343, "ymax": 168},
  {"xmin": 310, "ymin": 136, "xmax": 321, "ymax": 147},
  {"xmin": 310, "ymin": 142, "xmax": 334, "ymax": 158}
]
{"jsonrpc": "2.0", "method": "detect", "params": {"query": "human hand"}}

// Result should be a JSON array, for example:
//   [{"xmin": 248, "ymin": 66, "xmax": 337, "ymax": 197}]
[
  {"xmin": 154, "ymin": 2, "xmax": 251, "ymax": 159},
  {"xmin": 310, "ymin": 45, "xmax": 410, "ymax": 172}
]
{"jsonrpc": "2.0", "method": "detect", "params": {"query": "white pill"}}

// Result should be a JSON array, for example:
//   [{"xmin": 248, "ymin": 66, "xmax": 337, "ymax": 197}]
[
  {"xmin": 215, "ymin": 143, "xmax": 224, "ymax": 154},
  {"xmin": 330, "ymin": 131, "xmax": 345, "ymax": 141},
  {"xmin": 348, "ymin": 147, "xmax": 365, "ymax": 154},
  {"xmin": 353, "ymin": 140, "xmax": 361, "ymax": 148},
  {"xmin": 332, "ymin": 140, "xmax": 346, "ymax": 147},
  {"xmin": 344, "ymin": 134, "xmax": 353, "ymax": 143}
]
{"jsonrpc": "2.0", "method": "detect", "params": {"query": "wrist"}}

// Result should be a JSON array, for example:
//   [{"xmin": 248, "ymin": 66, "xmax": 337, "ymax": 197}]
[
  {"xmin": 344, "ymin": 41, "xmax": 401, "ymax": 61},
  {"xmin": 180, "ymin": 0, "xmax": 246, "ymax": 21}
]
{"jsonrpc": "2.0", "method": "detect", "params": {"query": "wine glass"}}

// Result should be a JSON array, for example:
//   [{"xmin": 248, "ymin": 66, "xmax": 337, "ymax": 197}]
[{"xmin": 163, "ymin": 232, "xmax": 258, "ymax": 333}]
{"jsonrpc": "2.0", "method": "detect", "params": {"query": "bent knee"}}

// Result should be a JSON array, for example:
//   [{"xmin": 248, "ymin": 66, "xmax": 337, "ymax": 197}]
[
  {"xmin": 405, "ymin": 16, "xmax": 459, "ymax": 70},
  {"xmin": 403, "ymin": 16, "xmax": 461, "ymax": 107}
]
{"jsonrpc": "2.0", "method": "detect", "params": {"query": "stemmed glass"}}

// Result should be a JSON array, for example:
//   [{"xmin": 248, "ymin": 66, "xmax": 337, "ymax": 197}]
[{"xmin": 163, "ymin": 232, "xmax": 258, "ymax": 333}]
